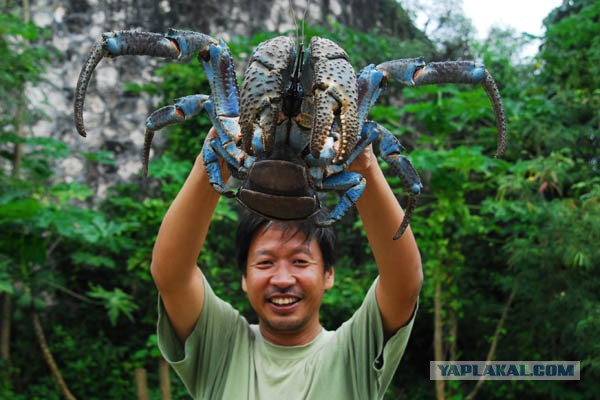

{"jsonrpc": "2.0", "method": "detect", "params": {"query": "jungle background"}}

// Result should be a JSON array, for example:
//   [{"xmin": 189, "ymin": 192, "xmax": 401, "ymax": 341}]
[{"xmin": 1, "ymin": 0, "xmax": 598, "ymax": 398}]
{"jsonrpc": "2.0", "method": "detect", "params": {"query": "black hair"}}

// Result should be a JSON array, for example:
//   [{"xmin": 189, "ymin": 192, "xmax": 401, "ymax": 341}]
[{"xmin": 235, "ymin": 212, "xmax": 337, "ymax": 275}]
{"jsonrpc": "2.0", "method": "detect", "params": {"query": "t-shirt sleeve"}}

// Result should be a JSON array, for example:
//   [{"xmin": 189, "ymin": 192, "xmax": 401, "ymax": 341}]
[
  {"xmin": 157, "ymin": 273, "xmax": 249, "ymax": 398},
  {"xmin": 333, "ymin": 277, "xmax": 417, "ymax": 397}
]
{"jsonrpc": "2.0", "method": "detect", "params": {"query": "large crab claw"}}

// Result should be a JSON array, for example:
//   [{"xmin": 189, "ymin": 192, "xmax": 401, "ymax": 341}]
[
  {"xmin": 374, "ymin": 58, "xmax": 507, "ymax": 156},
  {"xmin": 309, "ymin": 37, "xmax": 360, "ymax": 165}
]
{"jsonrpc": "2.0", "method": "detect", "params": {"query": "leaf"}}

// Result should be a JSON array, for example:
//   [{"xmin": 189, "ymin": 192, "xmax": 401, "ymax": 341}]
[
  {"xmin": 0, "ymin": 259, "xmax": 13, "ymax": 294},
  {"xmin": 25, "ymin": 137, "xmax": 70, "ymax": 159},
  {"xmin": 71, "ymin": 251, "xmax": 117, "ymax": 269},
  {"xmin": 87, "ymin": 285, "xmax": 139, "ymax": 326},
  {"xmin": 0, "ymin": 280, "xmax": 13, "ymax": 294},
  {"xmin": 49, "ymin": 181, "xmax": 94, "ymax": 202},
  {"xmin": 148, "ymin": 154, "xmax": 193, "ymax": 181},
  {"xmin": 0, "ymin": 198, "xmax": 42, "ymax": 222},
  {"xmin": 81, "ymin": 150, "xmax": 118, "ymax": 166}
]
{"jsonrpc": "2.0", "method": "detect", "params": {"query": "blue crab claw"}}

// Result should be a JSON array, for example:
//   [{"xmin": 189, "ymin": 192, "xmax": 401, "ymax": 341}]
[
  {"xmin": 309, "ymin": 37, "xmax": 359, "ymax": 164},
  {"xmin": 374, "ymin": 59, "xmax": 507, "ymax": 157}
]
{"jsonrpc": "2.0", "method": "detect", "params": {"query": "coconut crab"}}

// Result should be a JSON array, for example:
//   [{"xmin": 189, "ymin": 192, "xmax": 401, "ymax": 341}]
[{"xmin": 74, "ymin": 29, "xmax": 506, "ymax": 239}]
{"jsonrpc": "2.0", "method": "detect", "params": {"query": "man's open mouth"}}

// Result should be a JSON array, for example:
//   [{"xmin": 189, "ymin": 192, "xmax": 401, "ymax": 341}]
[{"xmin": 268, "ymin": 297, "xmax": 300, "ymax": 306}]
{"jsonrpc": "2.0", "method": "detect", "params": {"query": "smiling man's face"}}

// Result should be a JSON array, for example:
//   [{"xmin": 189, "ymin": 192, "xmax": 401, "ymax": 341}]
[{"xmin": 242, "ymin": 223, "xmax": 334, "ymax": 346}]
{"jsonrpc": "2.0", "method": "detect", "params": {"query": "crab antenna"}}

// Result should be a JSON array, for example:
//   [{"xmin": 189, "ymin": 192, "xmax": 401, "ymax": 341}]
[
  {"xmin": 301, "ymin": 0, "xmax": 312, "ymax": 46},
  {"xmin": 288, "ymin": 0, "xmax": 300, "ymax": 45},
  {"xmin": 294, "ymin": 42, "xmax": 304, "ymax": 79}
]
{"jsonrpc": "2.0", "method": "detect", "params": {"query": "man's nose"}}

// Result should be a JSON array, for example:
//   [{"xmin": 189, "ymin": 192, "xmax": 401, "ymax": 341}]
[{"xmin": 270, "ymin": 264, "xmax": 296, "ymax": 287}]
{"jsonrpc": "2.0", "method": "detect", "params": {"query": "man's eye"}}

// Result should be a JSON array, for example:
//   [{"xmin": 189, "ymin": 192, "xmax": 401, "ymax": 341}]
[
  {"xmin": 256, "ymin": 260, "xmax": 273, "ymax": 267},
  {"xmin": 293, "ymin": 259, "xmax": 310, "ymax": 266}
]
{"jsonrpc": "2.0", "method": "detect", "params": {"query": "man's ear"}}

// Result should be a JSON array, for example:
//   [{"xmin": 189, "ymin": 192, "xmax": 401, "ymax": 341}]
[
  {"xmin": 324, "ymin": 266, "xmax": 334, "ymax": 290},
  {"xmin": 242, "ymin": 274, "xmax": 247, "ymax": 293}
]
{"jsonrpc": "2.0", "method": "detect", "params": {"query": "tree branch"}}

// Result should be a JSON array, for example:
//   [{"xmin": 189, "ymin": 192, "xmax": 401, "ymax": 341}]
[
  {"xmin": 465, "ymin": 286, "xmax": 517, "ymax": 400},
  {"xmin": 32, "ymin": 312, "xmax": 77, "ymax": 400}
]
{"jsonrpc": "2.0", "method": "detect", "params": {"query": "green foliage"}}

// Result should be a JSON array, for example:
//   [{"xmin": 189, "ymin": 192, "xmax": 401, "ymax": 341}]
[
  {"xmin": 541, "ymin": 0, "xmax": 600, "ymax": 93},
  {"xmin": 87, "ymin": 285, "xmax": 139, "ymax": 326},
  {"xmin": 0, "ymin": 12, "xmax": 52, "ymax": 94},
  {"xmin": 373, "ymin": 7, "xmax": 598, "ymax": 396},
  {"xmin": 0, "ymin": 10, "xmax": 168, "ymax": 399},
  {"xmin": 322, "ymin": 257, "xmax": 378, "ymax": 329},
  {"xmin": 304, "ymin": 22, "xmax": 437, "ymax": 65}
]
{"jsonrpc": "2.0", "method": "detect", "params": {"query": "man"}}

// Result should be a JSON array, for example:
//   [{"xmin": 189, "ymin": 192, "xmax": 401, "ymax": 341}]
[{"xmin": 151, "ymin": 129, "xmax": 422, "ymax": 399}]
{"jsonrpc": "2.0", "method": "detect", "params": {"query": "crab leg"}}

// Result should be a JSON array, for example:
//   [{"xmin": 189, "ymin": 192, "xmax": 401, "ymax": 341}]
[
  {"xmin": 74, "ymin": 28, "xmax": 247, "ymax": 190},
  {"xmin": 357, "ymin": 59, "xmax": 507, "ymax": 157},
  {"xmin": 142, "ymin": 94, "xmax": 209, "ymax": 176},
  {"xmin": 370, "ymin": 122, "xmax": 422, "ymax": 239},
  {"xmin": 356, "ymin": 64, "xmax": 386, "ymax": 132},
  {"xmin": 143, "ymin": 94, "xmax": 253, "ymax": 194},
  {"xmin": 324, "ymin": 121, "xmax": 422, "ymax": 240},
  {"xmin": 202, "ymin": 140, "xmax": 234, "ymax": 196},
  {"xmin": 74, "ymin": 31, "xmax": 178, "ymax": 137},
  {"xmin": 74, "ymin": 29, "xmax": 240, "ymax": 139},
  {"xmin": 314, "ymin": 172, "xmax": 366, "ymax": 226},
  {"xmin": 203, "ymin": 101, "xmax": 254, "ymax": 178}
]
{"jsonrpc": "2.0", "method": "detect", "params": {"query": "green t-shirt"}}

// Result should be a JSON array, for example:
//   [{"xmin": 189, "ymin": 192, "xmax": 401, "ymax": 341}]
[{"xmin": 157, "ymin": 276, "xmax": 416, "ymax": 399}]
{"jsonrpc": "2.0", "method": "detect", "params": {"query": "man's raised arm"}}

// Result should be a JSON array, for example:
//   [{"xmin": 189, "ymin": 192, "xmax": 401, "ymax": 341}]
[
  {"xmin": 151, "ymin": 131, "xmax": 223, "ymax": 343},
  {"xmin": 351, "ymin": 148, "xmax": 423, "ymax": 337}
]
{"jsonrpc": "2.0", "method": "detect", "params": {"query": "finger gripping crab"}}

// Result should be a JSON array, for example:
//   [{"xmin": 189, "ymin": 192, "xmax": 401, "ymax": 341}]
[{"xmin": 75, "ymin": 29, "xmax": 507, "ymax": 239}]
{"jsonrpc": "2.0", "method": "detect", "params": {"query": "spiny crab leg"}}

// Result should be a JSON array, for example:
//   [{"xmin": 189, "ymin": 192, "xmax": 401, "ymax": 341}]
[
  {"xmin": 143, "ymin": 94, "xmax": 209, "ymax": 176},
  {"xmin": 74, "ymin": 29, "xmax": 239, "ymax": 138},
  {"xmin": 74, "ymin": 29, "xmax": 243, "ymax": 181},
  {"xmin": 353, "ymin": 58, "xmax": 507, "ymax": 239},
  {"xmin": 375, "ymin": 58, "xmax": 507, "ymax": 156},
  {"xmin": 324, "ymin": 121, "xmax": 422, "ymax": 239},
  {"xmin": 372, "ymin": 122, "xmax": 422, "ymax": 239},
  {"xmin": 75, "ymin": 31, "xmax": 182, "ymax": 137}
]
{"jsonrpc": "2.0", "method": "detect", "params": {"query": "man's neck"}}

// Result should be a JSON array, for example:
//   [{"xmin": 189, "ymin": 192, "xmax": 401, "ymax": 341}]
[{"xmin": 259, "ymin": 323, "xmax": 324, "ymax": 346}]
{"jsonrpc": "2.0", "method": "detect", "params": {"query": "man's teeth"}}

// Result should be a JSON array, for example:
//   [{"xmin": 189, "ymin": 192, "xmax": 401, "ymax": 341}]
[{"xmin": 270, "ymin": 297, "xmax": 298, "ymax": 305}]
